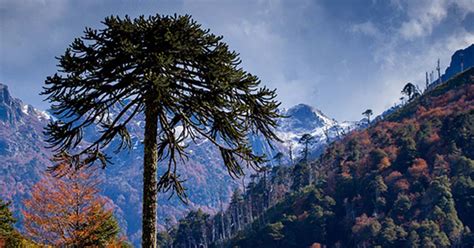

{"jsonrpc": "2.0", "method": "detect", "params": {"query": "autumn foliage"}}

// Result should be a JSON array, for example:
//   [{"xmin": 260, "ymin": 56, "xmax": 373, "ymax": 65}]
[
  {"xmin": 209, "ymin": 68, "xmax": 474, "ymax": 247},
  {"xmin": 22, "ymin": 168, "xmax": 123, "ymax": 247}
]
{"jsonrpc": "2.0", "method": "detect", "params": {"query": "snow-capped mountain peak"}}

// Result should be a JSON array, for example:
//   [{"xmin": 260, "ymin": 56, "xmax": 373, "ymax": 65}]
[{"xmin": 279, "ymin": 103, "xmax": 336, "ymax": 132}]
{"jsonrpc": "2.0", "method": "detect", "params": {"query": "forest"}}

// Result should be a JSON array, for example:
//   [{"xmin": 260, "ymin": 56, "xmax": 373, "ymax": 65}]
[{"xmin": 157, "ymin": 68, "xmax": 474, "ymax": 247}]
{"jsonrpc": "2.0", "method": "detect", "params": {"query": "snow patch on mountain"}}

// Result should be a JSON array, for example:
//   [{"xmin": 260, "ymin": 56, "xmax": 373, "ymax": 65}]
[{"xmin": 274, "ymin": 104, "xmax": 358, "ymax": 161}]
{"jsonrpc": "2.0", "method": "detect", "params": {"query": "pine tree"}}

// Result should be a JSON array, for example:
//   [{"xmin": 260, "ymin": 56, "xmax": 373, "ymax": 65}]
[{"xmin": 41, "ymin": 14, "xmax": 281, "ymax": 247}]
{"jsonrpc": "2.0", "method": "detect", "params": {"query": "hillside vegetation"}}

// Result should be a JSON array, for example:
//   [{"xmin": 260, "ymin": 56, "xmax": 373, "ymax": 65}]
[{"xmin": 163, "ymin": 68, "xmax": 474, "ymax": 248}]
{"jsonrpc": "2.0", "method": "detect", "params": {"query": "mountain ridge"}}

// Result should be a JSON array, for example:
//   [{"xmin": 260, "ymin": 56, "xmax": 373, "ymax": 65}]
[{"xmin": 0, "ymin": 82, "xmax": 349, "ymax": 246}]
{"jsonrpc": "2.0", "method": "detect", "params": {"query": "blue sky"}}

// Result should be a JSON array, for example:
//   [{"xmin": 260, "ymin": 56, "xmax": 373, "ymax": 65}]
[{"xmin": 1, "ymin": 0, "xmax": 473, "ymax": 121}]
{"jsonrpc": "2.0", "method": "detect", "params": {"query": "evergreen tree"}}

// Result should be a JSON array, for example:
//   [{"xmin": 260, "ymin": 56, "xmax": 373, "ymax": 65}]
[
  {"xmin": 157, "ymin": 231, "xmax": 173, "ymax": 248},
  {"xmin": 306, "ymin": 189, "xmax": 335, "ymax": 244},
  {"xmin": 229, "ymin": 188, "xmax": 244, "ymax": 231},
  {"xmin": 41, "ymin": 14, "xmax": 281, "ymax": 247},
  {"xmin": 291, "ymin": 162, "xmax": 311, "ymax": 191},
  {"xmin": 378, "ymin": 217, "xmax": 407, "ymax": 247},
  {"xmin": 395, "ymin": 136, "xmax": 417, "ymax": 172},
  {"xmin": 173, "ymin": 209, "xmax": 210, "ymax": 248},
  {"xmin": 417, "ymin": 220, "xmax": 450, "ymax": 248},
  {"xmin": 426, "ymin": 176, "xmax": 464, "ymax": 244},
  {"xmin": 0, "ymin": 199, "xmax": 15, "ymax": 238},
  {"xmin": 299, "ymin": 134, "xmax": 314, "ymax": 161},
  {"xmin": 407, "ymin": 230, "xmax": 421, "ymax": 248},
  {"xmin": 451, "ymin": 156, "xmax": 474, "ymax": 230},
  {"xmin": 372, "ymin": 175, "xmax": 388, "ymax": 212},
  {"xmin": 0, "ymin": 199, "xmax": 22, "ymax": 246},
  {"xmin": 264, "ymin": 222, "xmax": 284, "ymax": 246},
  {"xmin": 362, "ymin": 109, "xmax": 373, "ymax": 124},
  {"xmin": 401, "ymin": 82, "xmax": 418, "ymax": 101},
  {"xmin": 393, "ymin": 193, "xmax": 411, "ymax": 218}
]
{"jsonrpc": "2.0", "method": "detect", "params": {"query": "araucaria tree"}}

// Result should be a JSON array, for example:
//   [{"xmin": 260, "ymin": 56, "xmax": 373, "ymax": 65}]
[
  {"xmin": 42, "ymin": 14, "xmax": 281, "ymax": 247},
  {"xmin": 362, "ymin": 109, "xmax": 373, "ymax": 124},
  {"xmin": 401, "ymin": 82, "xmax": 419, "ymax": 101},
  {"xmin": 22, "ymin": 169, "xmax": 122, "ymax": 246},
  {"xmin": 299, "ymin": 133, "xmax": 314, "ymax": 161}
]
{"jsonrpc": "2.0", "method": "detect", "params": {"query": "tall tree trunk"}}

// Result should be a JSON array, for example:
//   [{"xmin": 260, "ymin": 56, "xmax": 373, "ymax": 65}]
[{"xmin": 142, "ymin": 104, "xmax": 159, "ymax": 248}]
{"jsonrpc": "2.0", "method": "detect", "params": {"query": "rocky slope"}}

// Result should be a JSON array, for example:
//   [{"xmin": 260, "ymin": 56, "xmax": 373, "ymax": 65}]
[{"xmin": 442, "ymin": 43, "xmax": 474, "ymax": 82}]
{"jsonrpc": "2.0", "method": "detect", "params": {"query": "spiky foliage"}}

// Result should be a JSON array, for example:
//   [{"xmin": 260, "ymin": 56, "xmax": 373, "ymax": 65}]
[
  {"xmin": 299, "ymin": 134, "xmax": 315, "ymax": 161},
  {"xmin": 362, "ymin": 109, "xmax": 373, "ymax": 124},
  {"xmin": 42, "ymin": 14, "xmax": 281, "ymax": 247},
  {"xmin": 401, "ymin": 82, "xmax": 419, "ymax": 101}
]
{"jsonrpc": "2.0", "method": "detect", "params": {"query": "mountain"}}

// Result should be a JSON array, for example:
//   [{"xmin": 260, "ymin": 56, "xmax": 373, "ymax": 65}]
[
  {"xmin": 442, "ymin": 44, "xmax": 474, "ymax": 82},
  {"xmin": 0, "ymin": 84, "xmax": 351, "ymax": 245},
  {"xmin": 221, "ymin": 67, "xmax": 474, "ymax": 247},
  {"xmin": 275, "ymin": 104, "xmax": 362, "ymax": 162},
  {"xmin": 161, "ymin": 64, "xmax": 474, "ymax": 248},
  {"xmin": 0, "ymin": 84, "xmax": 52, "ymax": 200}
]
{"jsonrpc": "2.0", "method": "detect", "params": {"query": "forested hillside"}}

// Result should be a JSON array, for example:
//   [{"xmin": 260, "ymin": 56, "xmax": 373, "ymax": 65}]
[{"xmin": 162, "ymin": 67, "xmax": 474, "ymax": 248}]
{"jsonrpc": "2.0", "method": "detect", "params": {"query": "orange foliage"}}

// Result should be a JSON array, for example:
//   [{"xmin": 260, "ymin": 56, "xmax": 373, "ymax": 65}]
[
  {"xmin": 408, "ymin": 158, "xmax": 429, "ymax": 178},
  {"xmin": 427, "ymin": 132, "xmax": 441, "ymax": 143},
  {"xmin": 22, "ymin": 168, "xmax": 117, "ymax": 247},
  {"xmin": 358, "ymin": 131, "xmax": 372, "ymax": 146},
  {"xmin": 385, "ymin": 171, "xmax": 402, "ymax": 183},
  {"xmin": 384, "ymin": 145, "xmax": 399, "ymax": 161},
  {"xmin": 352, "ymin": 214, "xmax": 380, "ymax": 236},
  {"xmin": 378, "ymin": 157, "xmax": 391, "ymax": 171},
  {"xmin": 394, "ymin": 179, "xmax": 410, "ymax": 192},
  {"xmin": 415, "ymin": 106, "xmax": 428, "ymax": 116},
  {"xmin": 310, "ymin": 243, "xmax": 322, "ymax": 248}
]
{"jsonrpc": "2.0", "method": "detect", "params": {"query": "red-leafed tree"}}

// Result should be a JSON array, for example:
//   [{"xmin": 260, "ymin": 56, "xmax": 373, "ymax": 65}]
[{"xmin": 22, "ymin": 168, "xmax": 124, "ymax": 247}]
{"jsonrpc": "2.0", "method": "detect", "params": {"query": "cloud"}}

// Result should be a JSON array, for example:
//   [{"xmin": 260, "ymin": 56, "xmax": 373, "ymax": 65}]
[
  {"xmin": 343, "ymin": 0, "xmax": 474, "ymax": 119},
  {"xmin": 396, "ymin": 0, "xmax": 474, "ymax": 40},
  {"xmin": 349, "ymin": 21, "xmax": 380, "ymax": 38},
  {"xmin": 398, "ymin": 0, "xmax": 448, "ymax": 40},
  {"xmin": 0, "ymin": 0, "xmax": 69, "ymax": 64},
  {"xmin": 0, "ymin": 0, "xmax": 473, "ymax": 121},
  {"xmin": 370, "ymin": 29, "xmax": 474, "ymax": 119}
]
